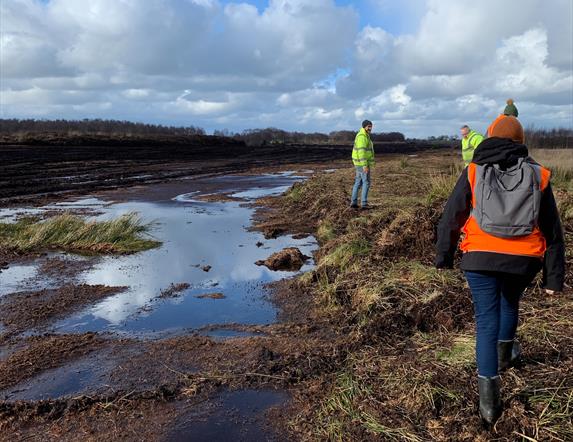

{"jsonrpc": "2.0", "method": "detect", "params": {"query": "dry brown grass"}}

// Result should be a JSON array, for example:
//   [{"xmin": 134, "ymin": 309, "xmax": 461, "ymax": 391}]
[
  {"xmin": 530, "ymin": 148, "xmax": 573, "ymax": 191},
  {"xmin": 529, "ymin": 148, "xmax": 573, "ymax": 171}
]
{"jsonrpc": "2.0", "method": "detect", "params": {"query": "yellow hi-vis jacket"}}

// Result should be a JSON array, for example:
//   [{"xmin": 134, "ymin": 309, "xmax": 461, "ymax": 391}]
[
  {"xmin": 461, "ymin": 129, "xmax": 484, "ymax": 166},
  {"xmin": 352, "ymin": 128, "xmax": 375, "ymax": 167}
]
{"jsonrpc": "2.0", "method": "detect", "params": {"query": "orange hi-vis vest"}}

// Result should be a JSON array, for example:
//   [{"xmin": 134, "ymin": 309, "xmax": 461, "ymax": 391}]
[{"xmin": 460, "ymin": 162, "xmax": 551, "ymax": 258}]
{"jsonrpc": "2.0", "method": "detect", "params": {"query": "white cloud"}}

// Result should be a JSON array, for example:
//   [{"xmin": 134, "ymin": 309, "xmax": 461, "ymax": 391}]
[
  {"xmin": 356, "ymin": 84, "xmax": 411, "ymax": 119},
  {"xmin": 492, "ymin": 28, "xmax": 573, "ymax": 100},
  {"xmin": 1, "ymin": 0, "xmax": 571, "ymax": 137},
  {"xmin": 122, "ymin": 89, "xmax": 151, "ymax": 99},
  {"xmin": 302, "ymin": 107, "xmax": 343, "ymax": 122},
  {"xmin": 173, "ymin": 98, "xmax": 231, "ymax": 115}
]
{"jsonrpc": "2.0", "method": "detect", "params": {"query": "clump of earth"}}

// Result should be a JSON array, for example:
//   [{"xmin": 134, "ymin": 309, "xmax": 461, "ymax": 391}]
[{"xmin": 255, "ymin": 247, "xmax": 310, "ymax": 271}]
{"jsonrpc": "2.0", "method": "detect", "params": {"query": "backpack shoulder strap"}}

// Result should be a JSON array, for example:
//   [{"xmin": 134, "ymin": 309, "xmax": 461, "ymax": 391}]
[
  {"xmin": 467, "ymin": 163, "xmax": 481, "ymax": 207},
  {"xmin": 525, "ymin": 157, "xmax": 551, "ymax": 190}
]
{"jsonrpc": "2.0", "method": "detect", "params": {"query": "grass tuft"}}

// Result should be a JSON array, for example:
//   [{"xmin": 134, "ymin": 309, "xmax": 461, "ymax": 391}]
[
  {"xmin": 317, "ymin": 221, "xmax": 337, "ymax": 242},
  {"xmin": 526, "ymin": 383, "xmax": 573, "ymax": 441},
  {"xmin": 426, "ymin": 163, "xmax": 463, "ymax": 205},
  {"xmin": 0, "ymin": 212, "xmax": 160, "ymax": 254},
  {"xmin": 286, "ymin": 182, "xmax": 305, "ymax": 202},
  {"xmin": 316, "ymin": 372, "xmax": 423, "ymax": 442},
  {"xmin": 320, "ymin": 238, "xmax": 371, "ymax": 271}
]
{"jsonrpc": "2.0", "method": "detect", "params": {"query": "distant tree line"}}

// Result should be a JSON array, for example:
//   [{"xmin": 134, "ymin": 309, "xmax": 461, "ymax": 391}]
[
  {"xmin": 0, "ymin": 119, "xmax": 406, "ymax": 146},
  {"xmin": 524, "ymin": 126, "xmax": 572, "ymax": 149},
  {"xmin": 224, "ymin": 127, "xmax": 405, "ymax": 146},
  {"xmin": 1, "ymin": 119, "xmax": 569, "ymax": 148},
  {"xmin": 0, "ymin": 119, "xmax": 206, "ymax": 136}
]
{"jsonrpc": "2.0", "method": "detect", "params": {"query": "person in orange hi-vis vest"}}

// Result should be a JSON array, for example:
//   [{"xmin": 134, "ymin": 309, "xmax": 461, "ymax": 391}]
[{"xmin": 435, "ymin": 115, "xmax": 565, "ymax": 425}]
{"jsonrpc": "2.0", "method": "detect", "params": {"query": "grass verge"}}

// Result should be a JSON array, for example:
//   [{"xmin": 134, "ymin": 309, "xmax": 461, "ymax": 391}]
[{"xmin": 267, "ymin": 151, "xmax": 572, "ymax": 441}]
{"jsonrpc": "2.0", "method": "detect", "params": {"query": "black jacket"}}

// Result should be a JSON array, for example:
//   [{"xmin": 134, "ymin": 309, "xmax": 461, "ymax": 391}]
[{"xmin": 435, "ymin": 137, "xmax": 565, "ymax": 291}]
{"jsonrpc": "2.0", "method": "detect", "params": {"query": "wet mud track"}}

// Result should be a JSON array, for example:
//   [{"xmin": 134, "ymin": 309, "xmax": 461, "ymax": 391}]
[
  {"xmin": 0, "ymin": 162, "xmax": 344, "ymax": 441},
  {"xmin": 0, "ymin": 143, "xmax": 349, "ymax": 205}
]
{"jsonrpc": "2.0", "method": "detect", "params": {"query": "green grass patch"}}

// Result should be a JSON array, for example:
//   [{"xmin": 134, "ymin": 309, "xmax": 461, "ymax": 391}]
[
  {"xmin": 298, "ymin": 269, "xmax": 316, "ymax": 286},
  {"xmin": 350, "ymin": 261, "xmax": 460, "ymax": 312},
  {"xmin": 383, "ymin": 261, "xmax": 459, "ymax": 287},
  {"xmin": 317, "ymin": 221, "xmax": 337, "ymax": 242},
  {"xmin": 286, "ymin": 182, "xmax": 305, "ymax": 202},
  {"xmin": 0, "ymin": 213, "xmax": 160, "ymax": 254},
  {"xmin": 320, "ymin": 238, "xmax": 371, "ymax": 270}
]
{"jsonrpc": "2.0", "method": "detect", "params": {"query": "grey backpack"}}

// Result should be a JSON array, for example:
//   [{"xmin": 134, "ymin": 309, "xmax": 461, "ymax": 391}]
[{"xmin": 473, "ymin": 157, "xmax": 542, "ymax": 238}]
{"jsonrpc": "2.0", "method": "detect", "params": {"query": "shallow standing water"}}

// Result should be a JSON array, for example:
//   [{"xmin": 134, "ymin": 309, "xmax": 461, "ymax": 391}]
[
  {"xmin": 0, "ymin": 171, "xmax": 314, "ymax": 437},
  {"xmin": 0, "ymin": 172, "xmax": 316, "ymax": 338}
]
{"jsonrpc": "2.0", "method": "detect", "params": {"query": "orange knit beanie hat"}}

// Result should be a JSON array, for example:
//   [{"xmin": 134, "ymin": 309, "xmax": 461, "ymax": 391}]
[{"xmin": 487, "ymin": 115, "xmax": 524, "ymax": 144}]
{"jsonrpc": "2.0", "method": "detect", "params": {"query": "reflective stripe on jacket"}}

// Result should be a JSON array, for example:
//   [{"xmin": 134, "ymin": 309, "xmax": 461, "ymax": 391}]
[
  {"xmin": 459, "ymin": 162, "xmax": 551, "ymax": 258},
  {"xmin": 461, "ymin": 130, "xmax": 484, "ymax": 166},
  {"xmin": 352, "ymin": 128, "xmax": 374, "ymax": 167}
]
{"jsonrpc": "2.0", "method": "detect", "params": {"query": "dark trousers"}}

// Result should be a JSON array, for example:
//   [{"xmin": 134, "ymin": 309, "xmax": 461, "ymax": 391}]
[{"xmin": 464, "ymin": 271, "xmax": 535, "ymax": 377}]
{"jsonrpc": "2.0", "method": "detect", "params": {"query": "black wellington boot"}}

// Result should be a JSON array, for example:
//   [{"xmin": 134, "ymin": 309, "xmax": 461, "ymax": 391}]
[
  {"xmin": 478, "ymin": 376, "xmax": 502, "ymax": 424},
  {"xmin": 498, "ymin": 340, "xmax": 521, "ymax": 371}
]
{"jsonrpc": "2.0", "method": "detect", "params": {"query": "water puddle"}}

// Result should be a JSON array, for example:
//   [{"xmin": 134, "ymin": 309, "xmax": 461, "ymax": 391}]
[
  {"xmin": 231, "ymin": 185, "xmax": 292, "ymax": 200},
  {"xmin": 0, "ymin": 207, "xmax": 44, "ymax": 222},
  {"xmin": 0, "ymin": 171, "xmax": 316, "ymax": 338},
  {"xmin": 0, "ymin": 262, "xmax": 39, "ymax": 296},
  {"xmin": 0, "ymin": 171, "xmax": 308, "ymax": 435},
  {"xmin": 1, "ymin": 348, "xmax": 117, "ymax": 401},
  {"xmin": 0, "ymin": 253, "xmax": 94, "ymax": 297},
  {"xmin": 166, "ymin": 389, "xmax": 288, "ymax": 442},
  {"xmin": 0, "ymin": 198, "xmax": 107, "ymax": 223}
]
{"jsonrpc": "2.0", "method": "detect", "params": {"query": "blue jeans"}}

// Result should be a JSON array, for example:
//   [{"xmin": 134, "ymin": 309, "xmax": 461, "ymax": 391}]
[
  {"xmin": 351, "ymin": 166, "xmax": 370, "ymax": 205},
  {"xmin": 464, "ymin": 271, "xmax": 534, "ymax": 377}
]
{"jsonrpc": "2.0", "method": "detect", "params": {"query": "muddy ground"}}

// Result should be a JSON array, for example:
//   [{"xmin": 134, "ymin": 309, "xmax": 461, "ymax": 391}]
[
  {"xmin": 0, "ymin": 146, "xmax": 352, "ymax": 441},
  {"xmin": 0, "ymin": 284, "xmax": 126, "ymax": 334},
  {"xmin": 0, "ymin": 142, "xmax": 351, "ymax": 205},
  {"xmin": 0, "ymin": 148, "xmax": 570, "ymax": 441}
]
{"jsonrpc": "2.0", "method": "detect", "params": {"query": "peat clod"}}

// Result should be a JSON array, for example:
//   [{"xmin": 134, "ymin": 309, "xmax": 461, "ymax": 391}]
[
  {"xmin": 255, "ymin": 247, "xmax": 310, "ymax": 271},
  {"xmin": 195, "ymin": 292, "xmax": 226, "ymax": 299},
  {"xmin": 159, "ymin": 283, "xmax": 191, "ymax": 299}
]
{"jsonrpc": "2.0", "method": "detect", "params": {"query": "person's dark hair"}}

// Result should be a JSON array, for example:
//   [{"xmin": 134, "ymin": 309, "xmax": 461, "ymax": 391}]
[
  {"xmin": 461, "ymin": 124, "xmax": 470, "ymax": 130},
  {"xmin": 362, "ymin": 119, "xmax": 373, "ymax": 128}
]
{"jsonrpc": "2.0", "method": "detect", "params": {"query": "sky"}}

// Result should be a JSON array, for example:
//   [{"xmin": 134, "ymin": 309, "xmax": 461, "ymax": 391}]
[{"xmin": 1, "ymin": 0, "xmax": 572, "ymax": 137}]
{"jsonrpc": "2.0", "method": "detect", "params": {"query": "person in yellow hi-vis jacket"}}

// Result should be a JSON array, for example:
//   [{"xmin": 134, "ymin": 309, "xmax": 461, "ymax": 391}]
[
  {"xmin": 460, "ymin": 125, "xmax": 484, "ymax": 166},
  {"xmin": 351, "ymin": 120, "xmax": 375, "ymax": 209}
]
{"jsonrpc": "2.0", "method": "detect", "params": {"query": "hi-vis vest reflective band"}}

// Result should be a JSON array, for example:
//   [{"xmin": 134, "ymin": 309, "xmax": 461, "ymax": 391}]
[
  {"xmin": 352, "ymin": 128, "xmax": 374, "ymax": 167},
  {"xmin": 461, "ymin": 130, "xmax": 483, "ymax": 165},
  {"xmin": 460, "ymin": 162, "xmax": 551, "ymax": 258}
]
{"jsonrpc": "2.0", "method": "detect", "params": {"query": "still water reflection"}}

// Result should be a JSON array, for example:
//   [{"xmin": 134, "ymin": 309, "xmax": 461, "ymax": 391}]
[{"xmin": 45, "ymin": 172, "xmax": 317, "ymax": 336}]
